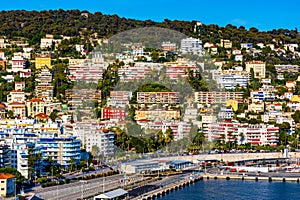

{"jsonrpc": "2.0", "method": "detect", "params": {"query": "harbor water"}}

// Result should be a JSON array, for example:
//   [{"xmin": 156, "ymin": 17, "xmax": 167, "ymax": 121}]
[{"xmin": 158, "ymin": 179, "xmax": 299, "ymax": 200}]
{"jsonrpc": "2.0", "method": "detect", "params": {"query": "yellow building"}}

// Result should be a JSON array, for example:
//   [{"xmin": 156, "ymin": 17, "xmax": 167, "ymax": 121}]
[
  {"xmin": 292, "ymin": 95, "xmax": 300, "ymax": 103},
  {"xmin": 135, "ymin": 110, "xmax": 180, "ymax": 121},
  {"xmin": 26, "ymin": 98, "xmax": 45, "ymax": 118},
  {"xmin": 0, "ymin": 58, "xmax": 5, "ymax": 71},
  {"xmin": 35, "ymin": 56, "xmax": 52, "ymax": 69},
  {"xmin": 249, "ymin": 101, "xmax": 264, "ymax": 113},
  {"xmin": 226, "ymin": 100, "xmax": 238, "ymax": 111},
  {"xmin": 0, "ymin": 174, "xmax": 15, "ymax": 197},
  {"xmin": 245, "ymin": 61, "xmax": 266, "ymax": 79},
  {"xmin": 219, "ymin": 39, "xmax": 232, "ymax": 49}
]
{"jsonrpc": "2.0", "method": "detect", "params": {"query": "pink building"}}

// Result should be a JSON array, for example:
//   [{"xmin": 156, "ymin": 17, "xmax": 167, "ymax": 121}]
[
  {"xmin": 69, "ymin": 65, "xmax": 103, "ymax": 82},
  {"xmin": 166, "ymin": 65, "xmax": 197, "ymax": 80}
]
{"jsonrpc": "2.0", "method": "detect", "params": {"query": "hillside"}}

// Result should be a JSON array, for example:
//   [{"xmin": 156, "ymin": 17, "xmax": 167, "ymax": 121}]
[{"xmin": 0, "ymin": 10, "xmax": 299, "ymax": 47}]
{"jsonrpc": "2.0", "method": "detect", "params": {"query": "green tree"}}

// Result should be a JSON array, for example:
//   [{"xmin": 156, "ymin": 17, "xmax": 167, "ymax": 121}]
[
  {"xmin": 91, "ymin": 145, "xmax": 99, "ymax": 159},
  {"xmin": 292, "ymin": 110, "xmax": 300, "ymax": 123},
  {"xmin": 0, "ymin": 167, "xmax": 25, "ymax": 185},
  {"xmin": 49, "ymin": 109, "xmax": 59, "ymax": 122}
]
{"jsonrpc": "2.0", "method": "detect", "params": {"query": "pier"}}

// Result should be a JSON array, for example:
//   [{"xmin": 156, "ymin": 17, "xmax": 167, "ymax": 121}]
[
  {"xmin": 202, "ymin": 174, "xmax": 300, "ymax": 182},
  {"xmin": 131, "ymin": 176, "xmax": 202, "ymax": 200}
]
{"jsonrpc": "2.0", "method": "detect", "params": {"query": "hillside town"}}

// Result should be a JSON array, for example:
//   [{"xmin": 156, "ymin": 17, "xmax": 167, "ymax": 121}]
[{"xmin": 0, "ymin": 16, "xmax": 300, "ymax": 198}]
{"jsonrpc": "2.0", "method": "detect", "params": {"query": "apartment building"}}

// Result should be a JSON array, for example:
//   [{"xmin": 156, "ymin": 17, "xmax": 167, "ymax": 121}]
[
  {"xmin": 180, "ymin": 37, "xmax": 202, "ymax": 54},
  {"xmin": 207, "ymin": 122, "xmax": 279, "ymax": 146},
  {"xmin": 40, "ymin": 37, "xmax": 53, "ymax": 49},
  {"xmin": 221, "ymin": 74, "xmax": 248, "ymax": 90},
  {"xmin": 65, "ymin": 89, "xmax": 101, "ymax": 110},
  {"xmin": 36, "ymin": 136, "xmax": 81, "ymax": 168},
  {"xmin": 245, "ymin": 61, "xmax": 266, "ymax": 79},
  {"xmin": 69, "ymin": 65, "xmax": 103, "ymax": 82},
  {"xmin": 118, "ymin": 65, "xmax": 151, "ymax": 82},
  {"xmin": 218, "ymin": 107, "xmax": 234, "ymax": 119},
  {"xmin": 195, "ymin": 92, "xmax": 244, "ymax": 104},
  {"xmin": 11, "ymin": 56, "xmax": 26, "ymax": 73},
  {"xmin": 250, "ymin": 89, "xmax": 276, "ymax": 102},
  {"xmin": 36, "ymin": 68, "xmax": 52, "ymax": 84},
  {"xmin": 73, "ymin": 123, "xmax": 114, "ymax": 157},
  {"xmin": 107, "ymin": 91, "xmax": 132, "ymax": 108},
  {"xmin": 135, "ymin": 109, "xmax": 180, "ymax": 121},
  {"xmin": 137, "ymin": 92, "xmax": 180, "ymax": 104},
  {"xmin": 69, "ymin": 58, "xmax": 85, "ymax": 66},
  {"xmin": 35, "ymin": 56, "xmax": 52, "ymax": 69},
  {"xmin": 101, "ymin": 106, "xmax": 126, "ymax": 122},
  {"xmin": 137, "ymin": 121, "xmax": 191, "ymax": 141},
  {"xmin": 275, "ymin": 64, "xmax": 299, "ymax": 73},
  {"xmin": 0, "ymin": 145, "xmax": 10, "ymax": 168},
  {"xmin": 35, "ymin": 84, "xmax": 54, "ymax": 101},
  {"xmin": 166, "ymin": 64, "xmax": 197, "ymax": 80},
  {"xmin": 161, "ymin": 42, "xmax": 177, "ymax": 51},
  {"xmin": 7, "ymin": 90, "xmax": 26, "ymax": 103}
]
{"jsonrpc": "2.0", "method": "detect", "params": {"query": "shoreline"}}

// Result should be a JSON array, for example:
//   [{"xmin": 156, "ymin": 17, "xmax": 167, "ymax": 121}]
[{"xmin": 133, "ymin": 173, "xmax": 300, "ymax": 199}]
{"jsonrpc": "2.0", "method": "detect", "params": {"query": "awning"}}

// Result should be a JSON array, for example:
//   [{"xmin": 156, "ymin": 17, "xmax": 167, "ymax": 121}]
[{"xmin": 94, "ymin": 188, "xmax": 128, "ymax": 199}]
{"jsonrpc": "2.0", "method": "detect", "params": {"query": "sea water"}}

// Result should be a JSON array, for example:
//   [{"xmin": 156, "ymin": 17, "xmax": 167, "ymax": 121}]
[{"xmin": 158, "ymin": 179, "xmax": 299, "ymax": 200}]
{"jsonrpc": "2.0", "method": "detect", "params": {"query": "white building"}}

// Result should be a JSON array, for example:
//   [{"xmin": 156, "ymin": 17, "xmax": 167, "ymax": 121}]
[
  {"xmin": 218, "ymin": 107, "xmax": 234, "ymax": 119},
  {"xmin": 207, "ymin": 122, "xmax": 279, "ymax": 146},
  {"xmin": 180, "ymin": 37, "xmax": 203, "ymax": 54},
  {"xmin": 73, "ymin": 122, "xmax": 114, "ymax": 157},
  {"xmin": 7, "ymin": 90, "xmax": 26, "ymax": 103},
  {"xmin": 235, "ymin": 54, "xmax": 243, "ymax": 62},
  {"xmin": 11, "ymin": 56, "xmax": 26, "ymax": 73},
  {"xmin": 40, "ymin": 38, "xmax": 53, "ymax": 49}
]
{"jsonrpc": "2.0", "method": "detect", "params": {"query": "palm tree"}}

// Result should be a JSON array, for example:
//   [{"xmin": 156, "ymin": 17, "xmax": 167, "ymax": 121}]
[{"xmin": 68, "ymin": 158, "xmax": 77, "ymax": 172}]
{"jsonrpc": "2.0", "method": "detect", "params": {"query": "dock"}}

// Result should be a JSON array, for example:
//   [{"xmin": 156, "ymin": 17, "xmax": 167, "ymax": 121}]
[
  {"xmin": 202, "ymin": 174, "xmax": 300, "ymax": 182},
  {"xmin": 132, "ymin": 176, "xmax": 202, "ymax": 200}
]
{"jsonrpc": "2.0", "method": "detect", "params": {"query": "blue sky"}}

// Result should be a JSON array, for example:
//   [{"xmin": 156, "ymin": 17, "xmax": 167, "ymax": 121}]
[{"xmin": 1, "ymin": 0, "xmax": 300, "ymax": 31}]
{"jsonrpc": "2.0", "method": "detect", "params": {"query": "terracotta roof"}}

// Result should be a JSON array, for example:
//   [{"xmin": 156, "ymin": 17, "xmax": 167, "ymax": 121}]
[
  {"xmin": 28, "ymin": 98, "xmax": 44, "ymax": 103},
  {"xmin": 8, "ymin": 102, "xmax": 25, "ymax": 105},
  {"xmin": 0, "ymin": 173, "xmax": 15, "ymax": 179},
  {"xmin": 11, "ymin": 89, "xmax": 23, "ymax": 92},
  {"xmin": 0, "ymin": 104, "xmax": 5, "ymax": 108},
  {"xmin": 35, "ymin": 113, "xmax": 48, "ymax": 119}
]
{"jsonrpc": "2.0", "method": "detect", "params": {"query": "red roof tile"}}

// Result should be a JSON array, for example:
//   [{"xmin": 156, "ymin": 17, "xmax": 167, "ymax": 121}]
[{"xmin": 0, "ymin": 173, "xmax": 15, "ymax": 179}]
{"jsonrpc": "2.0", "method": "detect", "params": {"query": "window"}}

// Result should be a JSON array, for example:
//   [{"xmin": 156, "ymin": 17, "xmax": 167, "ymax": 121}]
[
  {"xmin": 0, "ymin": 181, "xmax": 4, "ymax": 183},
  {"xmin": 1, "ymin": 188, "xmax": 4, "ymax": 190}
]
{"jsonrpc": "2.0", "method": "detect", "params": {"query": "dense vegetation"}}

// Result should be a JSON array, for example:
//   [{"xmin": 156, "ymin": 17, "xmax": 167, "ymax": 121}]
[{"xmin": 0, "ymin": 10, "xmax": 299, "ymax": 47}]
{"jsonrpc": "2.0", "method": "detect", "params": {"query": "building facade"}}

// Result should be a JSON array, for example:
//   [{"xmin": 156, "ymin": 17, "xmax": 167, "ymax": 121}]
[
  {"xmin": 0, "ymin": 174, "xmax": 15, "ymax": 197},
  {"xmin": 195, "ymin": 92, "xmax": 244, "ymax": 104},
  {"xmin": 137, "ymin": 92, "xmax": 180, "ymax": 104},
  {"xmin": 246, "ymin": 61, "xmax": 266, "ymax": 79}
]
